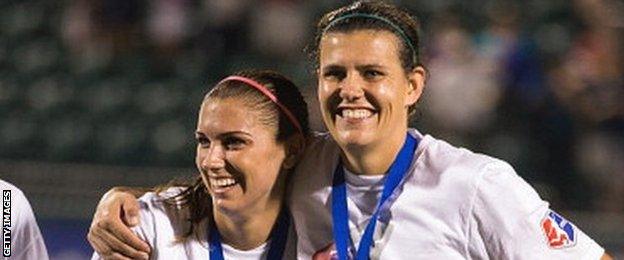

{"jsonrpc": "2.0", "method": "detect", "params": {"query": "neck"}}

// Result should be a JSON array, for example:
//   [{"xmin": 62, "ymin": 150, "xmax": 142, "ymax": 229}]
[
  {"xmin": 212, "ymin": 196, "xmax": 282, "ymax": 250},
  {"xmin": 341, "ymin": 127, "xmax": 408, "ymax": 176}
]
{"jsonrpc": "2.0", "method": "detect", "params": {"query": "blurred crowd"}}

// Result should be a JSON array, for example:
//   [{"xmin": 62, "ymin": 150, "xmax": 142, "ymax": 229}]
[
  {"xmin": 0, "ymin": 0, "xmax": 622, "ymax": 212},
  {"xmin": 417, "ymin": 0, "xmax": 624, "ymax": 212}
]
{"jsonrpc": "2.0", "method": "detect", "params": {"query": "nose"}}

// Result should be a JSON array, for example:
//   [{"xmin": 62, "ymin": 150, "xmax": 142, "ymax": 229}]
[
  {"xmin": 201, "ymin": 144, "xmax": 225, "ymax": 172},
  {"xmin": 338, "ymin": 74, "xmax": 364, "ymax": 101}
]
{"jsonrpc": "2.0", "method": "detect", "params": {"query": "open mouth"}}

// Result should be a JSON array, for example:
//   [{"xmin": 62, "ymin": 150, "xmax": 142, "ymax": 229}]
[
  {"xmin": 337, "ymin": 108, "xmax": 375, "ymax": 119},
  {"xmin": 209, "ymin": 177, "xmax": 239, "ymax": 191},
  {"xmin": 335, "ymin": 107, "xmax": 377, "ymax": 122}
]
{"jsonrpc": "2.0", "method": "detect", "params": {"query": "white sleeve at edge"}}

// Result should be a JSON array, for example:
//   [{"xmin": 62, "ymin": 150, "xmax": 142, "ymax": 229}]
[{"xmin": 468, "ymin": 161, "xmax": 605, "ymax": 260}]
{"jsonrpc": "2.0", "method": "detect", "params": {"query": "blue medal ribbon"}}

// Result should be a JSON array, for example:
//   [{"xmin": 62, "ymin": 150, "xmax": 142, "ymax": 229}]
[
  {"xmin": 208, "ymin": 207, "xmax": 291, "ymax": 260},
  {"xmin": 332, "ymin": 133, "xmax": 418, "ymax": 260}
]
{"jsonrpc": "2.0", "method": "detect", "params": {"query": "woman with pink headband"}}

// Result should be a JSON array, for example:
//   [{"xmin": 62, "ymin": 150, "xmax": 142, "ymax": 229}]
[{"xmin": 91, "ymin": 70, "xmax": 308, "ymax": 259}]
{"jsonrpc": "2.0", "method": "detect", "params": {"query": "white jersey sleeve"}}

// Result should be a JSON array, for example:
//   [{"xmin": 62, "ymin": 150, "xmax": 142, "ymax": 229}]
[
  {"xmin": 468, "ymin": 162, "xmax": 605, "ymax": 259},
  {"xmin": 132, "ymin": 188, "xmax": 204, "ymax": 259},
  {"xmin": 1, "ymin": 180, "xmax": 49, "ymax": 260}
]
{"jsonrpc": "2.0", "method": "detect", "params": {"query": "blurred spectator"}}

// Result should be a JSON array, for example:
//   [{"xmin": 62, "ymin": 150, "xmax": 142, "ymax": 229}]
[
  {"xmin": 550, "ymin": 0, "xmax": 624, "ymax": 212},
  {"xmin": 61, "ymin": 0, "xmax": 112, "ymax": 73},
  {"xmin": 146, "ymin": 0, "xmax": 190, "ymax": 56},
  {"xmin": 92, "ymin": 0, "xmax": 143, "ymax": 54},
  {"xmin": 550, "ymin": 0, "xmax": 623, "ymax": 125},
  {"xmin": 424, "ymin": 13, "xmax": 501, "ymax": 140},
  {"xmin": 249, "ymin": 0, "xmax": 308, "ymax": 58}
]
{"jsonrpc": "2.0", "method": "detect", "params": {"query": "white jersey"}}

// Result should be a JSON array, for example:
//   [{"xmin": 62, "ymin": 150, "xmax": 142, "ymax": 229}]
[
  {"xmin": 93, "ymin": 188, "xmax": 296, "ymax": 260},
  {"xmin": 289, "ymin": 130, "xmax": 605, "ymax": 259},
  {"xmin": 0, "ymin": 180, "xmax": 49, "ymax": 260}
]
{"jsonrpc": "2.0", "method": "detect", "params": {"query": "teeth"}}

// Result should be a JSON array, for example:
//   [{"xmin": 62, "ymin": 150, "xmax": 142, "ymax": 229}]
[
  {"xmin": 341, "ymin": 109, "xmax": 372, "ymax": 119},
  {"xmin": 210, "ymin": 178, "xmax": 236, "ymax": 188}
]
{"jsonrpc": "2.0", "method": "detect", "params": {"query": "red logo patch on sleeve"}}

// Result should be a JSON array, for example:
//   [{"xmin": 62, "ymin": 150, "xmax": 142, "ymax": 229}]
[
  {"xmin": 541, "ymin": 210, "xmax": 577, "ymax": 249},
  {"xmin": 312, "ymin": 242, "xmax": 342, "ymax": 260}
]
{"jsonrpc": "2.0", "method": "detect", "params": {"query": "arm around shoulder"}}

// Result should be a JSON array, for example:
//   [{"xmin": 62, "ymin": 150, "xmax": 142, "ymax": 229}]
[{"xmin": 87, "ymin": 187, "xmax": 151, "ymax": 260}]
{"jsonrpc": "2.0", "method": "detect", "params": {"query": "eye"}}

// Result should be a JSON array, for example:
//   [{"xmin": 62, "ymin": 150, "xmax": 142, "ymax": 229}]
[
  {"xmin": 196, "ymin": 136, "xmax": 210, "ymax": 148},
  {"xmin": 223, "ymin": 137, "xmax": 246, "ymax": 150},
  {"xmin": 322, "ymin": 68, "xmax": 346, "ymax": 81},
  {"xmin": 363, "ymin": 69, "xmax": 384, "ymax": 80}
]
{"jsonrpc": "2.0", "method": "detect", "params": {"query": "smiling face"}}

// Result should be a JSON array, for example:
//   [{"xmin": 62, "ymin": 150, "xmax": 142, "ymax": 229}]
[
  {"xmin": 318, "ymin": 30, "xmax": 424, "ymax": 151},
  {"xmin": 195, "ymin": 98, "xmax": 287, "ymax": 216}
]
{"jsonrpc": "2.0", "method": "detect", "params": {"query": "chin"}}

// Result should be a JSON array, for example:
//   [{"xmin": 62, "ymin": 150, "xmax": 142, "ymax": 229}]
[
  {"xmin": 335, "ymin": 129, "xmax": 376, "ymax": 148},
  {"xmin": 213, "ymin": 199, "xmax": 245, "ymax": 216}
]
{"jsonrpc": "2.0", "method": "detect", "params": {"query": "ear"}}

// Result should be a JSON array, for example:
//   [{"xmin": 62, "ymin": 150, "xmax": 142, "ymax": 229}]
[
  {"xmin": 282, "ymin": 134, "xmax": 306, "ymax": 170},
  {"xmin": 405, "ymin": 66, "xmax": 426, "ymax": 107}
]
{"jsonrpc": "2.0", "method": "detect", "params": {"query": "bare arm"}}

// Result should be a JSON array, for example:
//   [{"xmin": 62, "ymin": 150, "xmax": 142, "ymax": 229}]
[
  {"xmin": 87, "ymin": 187, "xmax": 151, "ymax": 260},
  {"xmin": 601, "ymin": 253, "xmax": 613, "ymax": 260}
]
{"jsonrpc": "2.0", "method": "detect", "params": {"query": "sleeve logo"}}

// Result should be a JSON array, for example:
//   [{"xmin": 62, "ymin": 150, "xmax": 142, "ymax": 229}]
[
  {"xmin": 541, "ymin": 210, "xmax": 576, "ymax": 249},
  {"xmin": 312, "ymin": 242, "xmax": 340, "ymax": 260}
]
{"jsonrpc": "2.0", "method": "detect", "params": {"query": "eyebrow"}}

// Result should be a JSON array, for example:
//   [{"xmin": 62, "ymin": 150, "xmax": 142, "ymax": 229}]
[
  {"xmin": 356, "ymin": 64, "xmax": 386, "ymax": 70},
  {"xmin": 322, "ymin": 63, "xmax": 386, "ymax": 72},
  {"xmin": 219, "ymin": 131, "xmax": 252, "ymax": 139},
  {"xmin": 321, "ymin": 64, "xmax": 344, "ymax": 73},
  {"xmin": 194, "ymin": 130, "xmax": 253, "ymax": 138}
]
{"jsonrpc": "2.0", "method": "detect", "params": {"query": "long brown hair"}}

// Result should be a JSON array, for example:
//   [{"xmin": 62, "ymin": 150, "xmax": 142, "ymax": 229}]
[{"xmin": 156, "ymin": 69, "xmax": 309, "ymax": 240}]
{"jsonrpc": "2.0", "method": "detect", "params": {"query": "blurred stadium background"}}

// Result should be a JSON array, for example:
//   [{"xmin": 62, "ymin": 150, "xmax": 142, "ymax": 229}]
[{"xmin": 0, "ymin": 0, "xmax": 622, "ymax": 259}]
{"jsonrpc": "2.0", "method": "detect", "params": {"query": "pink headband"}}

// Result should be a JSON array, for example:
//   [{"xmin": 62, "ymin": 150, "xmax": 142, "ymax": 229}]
[{"xmin": 218, "ymin": 75, "xmax": 304, "ymax": 135}]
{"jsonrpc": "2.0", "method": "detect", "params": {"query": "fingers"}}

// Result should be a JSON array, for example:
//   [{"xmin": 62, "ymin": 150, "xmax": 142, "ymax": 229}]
[
  {"xmin": 89, "ymin": 221, "xmax": 149, "ymax": 260},
  {"xmin": 104, "ymin": 252, "xmax": 134, "ymax": 260},
  {"xmin": 95, "ymin": 190, "xmax": 124, "ymax": 222},
  {"xmin": 88, "ymin": 229, "xmax": 113, "ymax": 257},
  {"xmin": 89, "ymin": 234, "xmax": 135, "ymax": 260},
  {"xmin": 105, "ymin": 215, "xmax": 151, "ymax": 253},
  {"xmin": 121, "ymin": 198, "xmax": 140, "ymax": 227},
  {"xmin": 88, "ymin": 189, "xmax": 151, "ymax": 259}
]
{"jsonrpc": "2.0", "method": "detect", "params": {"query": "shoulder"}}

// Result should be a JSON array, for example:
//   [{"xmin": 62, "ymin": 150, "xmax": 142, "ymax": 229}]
[
  {"xmin": 137, "ymin": 186, "xmax": 190, "ymax": 223},
  {"xmin": 137, "ymin": 187, "xmax": 186, "ymax": 207},
  {"xmin": 423, "ymin": 133, "xmax": 608, "ymax": 259},
  {"xmin": 293, "ymin": 132, "xmax": 341, "ymax": 189},
  {"xmin": 410, "ymin": 130, "xmax": 512, "ymax": 195},
  {"xmin": 0, "ymin": 179, "xmax": 36, "ymax": 223},
  {"xmin": 412, "ymin": 130, "xmax": 536, "ymax": 209},
  {"xmin": 304, "ymin": 132, "xmax": 341, "ymax": 158},
  {"xmin": 413, "ymin": 130, "xmax": 505, "ymax": 175},
  {"xmin": 1, "ymin": 179, "xmax": 27, "ymax": 205},
  {"xmin": 134, "ymin": 187, "xmax": 193, "ymax": 242}
]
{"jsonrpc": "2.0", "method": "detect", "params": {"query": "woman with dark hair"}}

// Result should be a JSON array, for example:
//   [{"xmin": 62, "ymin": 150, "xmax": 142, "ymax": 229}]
[
  {"xmin": 89, "ymin": 1, "xmax": 611, "ymax": 259},
  {"xmin": 296, "ymin": 1, "xmax": 608, "ymax": 259},
  {"xmin": 297, "ymin": 1, "xmax": 608, "ymax": 259},
  {"xmin": 91, "ymin": 70, "xmax": 308, "ymax": 259}
]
